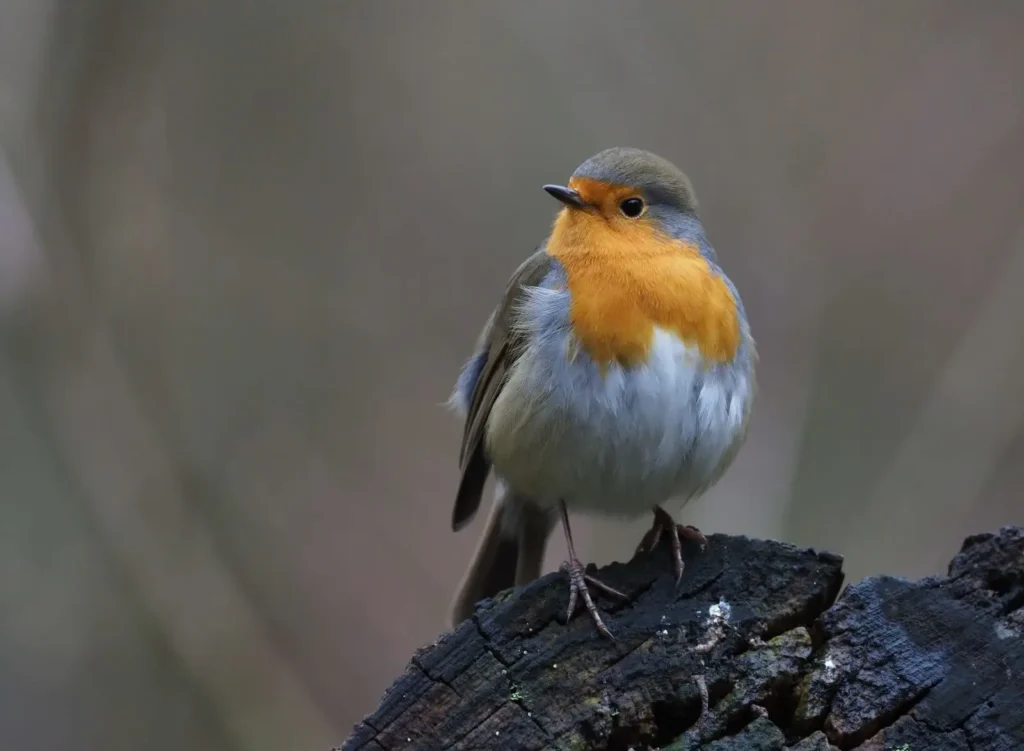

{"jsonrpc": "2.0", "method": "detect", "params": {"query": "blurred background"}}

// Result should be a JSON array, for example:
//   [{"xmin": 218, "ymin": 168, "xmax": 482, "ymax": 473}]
[{"xmin": 1, "ymin": 1, "xmax": 1023, "ymax": 748}]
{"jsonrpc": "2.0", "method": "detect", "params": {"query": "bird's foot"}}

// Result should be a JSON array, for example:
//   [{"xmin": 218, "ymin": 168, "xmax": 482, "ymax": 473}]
[
  {"xmin": 559, "ymin": 557, "xmax": 627, "ymax": 640},
  {"xmin": 635, "ymin": 505, "xmax": 708, "ymax": 585}
]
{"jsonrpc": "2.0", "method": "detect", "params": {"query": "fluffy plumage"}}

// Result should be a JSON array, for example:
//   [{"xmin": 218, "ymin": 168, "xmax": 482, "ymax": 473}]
[{"xmin": 448, "ymin": 147, "xmax": 756, "ymax": 630}]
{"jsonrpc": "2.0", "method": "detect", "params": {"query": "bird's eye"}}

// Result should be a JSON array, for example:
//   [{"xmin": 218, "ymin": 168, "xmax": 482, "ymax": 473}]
[{"xmin": 619, "ymin": 197, "xmax": 645, "ymax": 218}]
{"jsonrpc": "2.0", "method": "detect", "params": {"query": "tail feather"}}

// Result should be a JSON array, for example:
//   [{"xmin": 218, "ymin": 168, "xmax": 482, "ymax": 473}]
[{"xmin": 449, "ymin": 492, "xmax": 554, "ymax": 628}]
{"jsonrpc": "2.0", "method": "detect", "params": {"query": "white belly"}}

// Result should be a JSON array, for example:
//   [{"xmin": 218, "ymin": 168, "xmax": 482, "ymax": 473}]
[{"xmin": 486, "ymin": 326, "xmax": 753, "ymax": 517}]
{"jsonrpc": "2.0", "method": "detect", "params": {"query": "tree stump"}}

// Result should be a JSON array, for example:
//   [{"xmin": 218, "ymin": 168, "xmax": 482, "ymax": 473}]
[{"xmin": 340, "ymin": 527, "xmax": 1024, "ymax": 750}]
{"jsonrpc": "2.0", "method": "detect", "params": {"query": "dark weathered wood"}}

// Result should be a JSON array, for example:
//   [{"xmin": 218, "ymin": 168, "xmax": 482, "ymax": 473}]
[{"xmin": 340, "ymin": 527, "xmax": 1024, "ymax": 750}]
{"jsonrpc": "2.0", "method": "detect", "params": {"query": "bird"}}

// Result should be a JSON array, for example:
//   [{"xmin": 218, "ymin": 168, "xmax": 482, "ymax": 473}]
[{"xmin": 447, "ymin": 147, "xmax": 756, "ymax": 639}]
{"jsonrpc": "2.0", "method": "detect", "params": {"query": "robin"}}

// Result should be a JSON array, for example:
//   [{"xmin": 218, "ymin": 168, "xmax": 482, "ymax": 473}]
[{"xmin": 448, "ymin": 147, "xmax": 756, "ymax": 639}]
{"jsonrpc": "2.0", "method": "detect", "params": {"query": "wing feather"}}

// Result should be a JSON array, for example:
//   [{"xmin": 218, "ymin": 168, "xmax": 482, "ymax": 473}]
[{"xmin": 451, "ymin": 250, "xmax": 553, "ymax": 530}]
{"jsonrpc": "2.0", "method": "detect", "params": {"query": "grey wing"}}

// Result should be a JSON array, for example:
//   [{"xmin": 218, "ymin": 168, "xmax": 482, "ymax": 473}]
[{"xmin": 451, "ymin": 250, "xmax": 553, "ymax": 531}]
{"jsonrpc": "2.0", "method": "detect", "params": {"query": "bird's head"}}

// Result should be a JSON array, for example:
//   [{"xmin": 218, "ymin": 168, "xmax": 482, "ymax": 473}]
[{"xmin": 543, "ymin": 147, "xmax": 700, "ymax": 246}]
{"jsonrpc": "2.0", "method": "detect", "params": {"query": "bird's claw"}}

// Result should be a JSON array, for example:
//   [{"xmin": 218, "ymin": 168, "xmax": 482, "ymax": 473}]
[
  {"xmin": 560, "ymin": 557, "xmax": 627, "ymax": 640},
  {"xmin": 635, "ymin": 506, "xmax": 708, "ymax": 585}
]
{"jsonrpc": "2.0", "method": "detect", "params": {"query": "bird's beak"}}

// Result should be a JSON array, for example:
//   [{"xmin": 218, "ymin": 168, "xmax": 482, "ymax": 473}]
[{"xmin": 543, "ymin": 184, "xmax": 590, "ymax": 210}]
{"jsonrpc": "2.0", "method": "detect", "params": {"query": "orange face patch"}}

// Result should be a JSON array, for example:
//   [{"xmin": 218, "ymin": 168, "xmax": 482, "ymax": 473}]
[
  {"xmin": 568, "ymin": 177, "xmax": 644, "ymax": 217},
  {"xmin": 546, "ymin": 180, "xmax": 740, "ymax": 368}
]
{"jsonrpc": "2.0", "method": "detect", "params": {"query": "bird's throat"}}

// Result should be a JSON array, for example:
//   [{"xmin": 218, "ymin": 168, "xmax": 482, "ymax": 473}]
[{"xmin": 547, "ymin": 211, "xmax": 741, "ymax": 369}]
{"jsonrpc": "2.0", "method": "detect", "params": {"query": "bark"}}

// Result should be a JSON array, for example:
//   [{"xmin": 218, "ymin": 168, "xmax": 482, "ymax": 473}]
[{"xmin": 341, "ymin": 527, "xmax": 1024, "ymax": 750}]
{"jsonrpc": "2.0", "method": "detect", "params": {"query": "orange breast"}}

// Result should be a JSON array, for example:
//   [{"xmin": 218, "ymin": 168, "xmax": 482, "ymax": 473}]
[{"xmin": 546, "ymin": 209, "xmax": 741, "ymax": 369}]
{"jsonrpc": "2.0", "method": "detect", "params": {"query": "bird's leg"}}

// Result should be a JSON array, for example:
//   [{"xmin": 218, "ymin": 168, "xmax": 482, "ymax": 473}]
[
  {"xmin": 557, "ymin": 500, "xmax": 627, "ymax": 640},
  {"xmin": 635, "ymin": 505, "xmax": 708, "ymax": 585}
]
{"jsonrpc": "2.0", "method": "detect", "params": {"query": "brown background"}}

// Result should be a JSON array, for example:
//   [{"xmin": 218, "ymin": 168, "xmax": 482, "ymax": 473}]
[{"xmin": 1, "ymin": 2, "xmax": 1023, "ymax": 749}]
